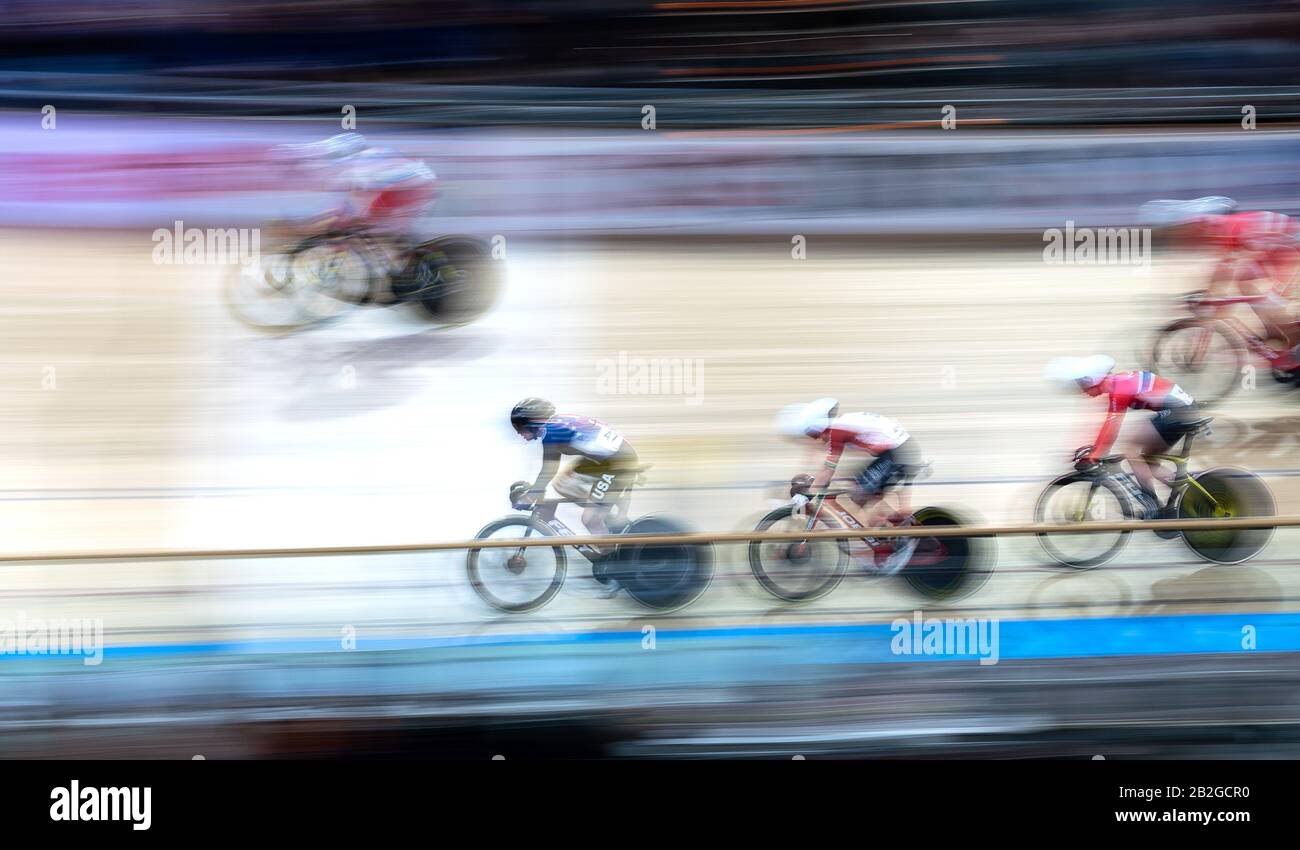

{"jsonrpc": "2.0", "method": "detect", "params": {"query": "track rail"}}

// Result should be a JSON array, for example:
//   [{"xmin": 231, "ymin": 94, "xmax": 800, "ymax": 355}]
[{"xmin": 0, "ymin": 515, "xmax": 1294, "ymax": 563}]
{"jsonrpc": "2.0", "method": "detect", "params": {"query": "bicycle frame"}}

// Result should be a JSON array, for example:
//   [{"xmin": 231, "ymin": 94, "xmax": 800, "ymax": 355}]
[
  {"xmin": 283, "ymin": 226, "xmax": 411, "ymax": 304},
  {"xmin": 1190, "ymin": 293, "xmax": 1291, "ymax": 365},
  {"xmin": 799, "ymin": 480, "xmax": 900, "ymax": 563},
  {"xmin": 511, "ymin": 499, "xmax": 610, "ymax": 564},
  {"xmin": 1138, "ymin": 452, "xmax": 1221, "ymax": 511},
  {"xmin": 1076, "ymin": 424, "xmax": 1223, "ymax": 516}
]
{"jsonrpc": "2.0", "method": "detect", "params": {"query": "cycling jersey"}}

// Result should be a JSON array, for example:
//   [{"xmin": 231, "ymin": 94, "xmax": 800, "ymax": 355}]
[
  {"xmin": 824, "ymin": 413, "xmax": 910, "ymax": 461},
  {"xmin": 540, "ymin": 415, "xmax": 637, "ymax": 466},
  {"xmin": 535, "ymin": 415, "xmax": 639, "ymax": 504},
  {"xmin": 1085, "ymin": 371, "xmax": 1194, "ymax": 460},
  {"xmin": 1198, "ymin": 211, "xmax": 1300, "ymax": 297},
  {"xmin": 1198, "ymin": 211, "xmax": 1297, "ymax": 252},
  {"xmin": 343, "ymin": 147, "xmax": 437, "ymax": 193}
]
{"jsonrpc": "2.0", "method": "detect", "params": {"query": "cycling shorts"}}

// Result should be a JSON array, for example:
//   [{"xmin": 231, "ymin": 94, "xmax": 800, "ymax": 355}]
[
  {"xmin": 1151, "ymin": 406, "xmax": 1203, "ymax": 449},
  {"xmin": 551, "ymin": 459, "xmax": 638, "ymax": 505},
  {"xmin": 854, "ymin": 438, "xmax": 922, "ymax": 497}
]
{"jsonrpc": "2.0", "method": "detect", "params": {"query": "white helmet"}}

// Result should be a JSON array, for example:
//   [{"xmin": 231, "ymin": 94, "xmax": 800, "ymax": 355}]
[
  {"xmin": 1044, "ymin": 355, "xmax": 1116, "ymax": 388},
  {"xmin": 274, "ymin": 132, "xmax": 369, "ymax": 161},
  {"xmin": 776, "ymin": 397, "xmax": 839, "ymax": 438},
  {"xmin": 1139, "ymin": 196, "xmax": 1236, "ymax": 227}
]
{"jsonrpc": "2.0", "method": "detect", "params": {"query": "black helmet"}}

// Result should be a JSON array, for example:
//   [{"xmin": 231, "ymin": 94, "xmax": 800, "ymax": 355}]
[{"xmin": 510, "ymin": 397, "xmax": 555, "ymax": 428}]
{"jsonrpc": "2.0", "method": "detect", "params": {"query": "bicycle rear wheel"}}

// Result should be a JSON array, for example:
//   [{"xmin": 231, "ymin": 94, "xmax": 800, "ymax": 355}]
[
  {"xmin": 407, "ymin": 236, "xmax": 503, "ymax": 327},
  {"xmin": 1177, "ymin": 467, "xmax": 1275, "ymax": 564},
  {"xmin": 901, "ymin": 506, "xmax": 993, "ymax": 601},
  {"xmin": 1034, "ymin": 474, "xmax": 1132, "ymax": 568},
  {"xmin": 748, "ymin": 506, "xmax": 849, "ymax": 602},
  {"xmin": 466, "ymin": 516, "xmax": 566, "ymax": 612},
  {"xmin": 613, "ymin": 515, "xmax": 713, "ymax": 611}
]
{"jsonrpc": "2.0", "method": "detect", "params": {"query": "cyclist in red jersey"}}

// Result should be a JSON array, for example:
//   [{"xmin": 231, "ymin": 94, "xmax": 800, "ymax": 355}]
[
  {"xmin": 1046, "ymin": 355, "xmax": 1201, "ymax": 519},
  {"xmin": 1141, "ymin": 197, "xmax": 1300, "ymax": 367}
]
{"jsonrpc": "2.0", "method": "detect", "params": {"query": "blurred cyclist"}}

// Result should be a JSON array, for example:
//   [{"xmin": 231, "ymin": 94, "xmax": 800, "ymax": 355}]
[
  {"xmin": 777, "ymin": 398, "xmax": 923, "ymax": 572},
  {"xmin": 1045, "ymin": 355, "xmax": 1202, "ymax": 519},
  {"xmin": 510, "ymin": 398, "xmax": 642, "ymax": 590},
  {"xmin": 1141, "ymin": 196, "xmax": 1300, "ymax": 370},
  {"xmin": 271, "ymin": 132, "xmax": 438, "ymax": 240}
]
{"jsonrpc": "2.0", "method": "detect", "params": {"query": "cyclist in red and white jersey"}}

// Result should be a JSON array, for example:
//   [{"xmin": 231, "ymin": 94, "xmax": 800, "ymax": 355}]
[
  {"xmin": 1046, "ymin": 355, "xmax": 1202, "ymax": 518},
  {"xmin": 1141, "ymin": 197, "xmax": 1300, "ymax": 365},
  {"xmin": 272, "ymin": 132, "xmax": 438, "ymax": 237},
  {"xmin": 777, "ymin": 398, "xmax": 924, "ymax": 571}
]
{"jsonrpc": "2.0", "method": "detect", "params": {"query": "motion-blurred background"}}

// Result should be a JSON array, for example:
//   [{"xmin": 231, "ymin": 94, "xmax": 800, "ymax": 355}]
[{"xmin": 1, "ymin": 0, "xmax": 1299, "ymax": 758}]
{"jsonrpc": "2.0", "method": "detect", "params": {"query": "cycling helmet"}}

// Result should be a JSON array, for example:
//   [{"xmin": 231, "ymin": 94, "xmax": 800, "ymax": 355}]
[
  {"xmin": 776, "ymin": 397, "xmax": 840, "ymax": 438},
  {"xmin": 510, "ymin": 397, "xmax": 556, "ymax": 429},
  {"xmin": 1139, "ymin": 196, "xmax": 1237, "ymax": 227},
  {"xmin": 271, "ymin": 132, "xmax": 369, "ymax": 163},
  {"xmin": 1044, "ymin": 355, "xmax": 1116, "ymax": 389}
]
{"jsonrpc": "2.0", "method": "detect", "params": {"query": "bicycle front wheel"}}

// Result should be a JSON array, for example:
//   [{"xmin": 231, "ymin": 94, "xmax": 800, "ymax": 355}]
[
  {"xmin": 1178, "ymin": 467, "xmax": 1275, "ymax": 564},
  {"xmin": 1150, "ymin": 318, "xmax": 1243, "ymax": 406},
  {"xmin": 466, "ymin": 516, "xmax": 566, "ymax": 612},
  {"xmin": 284, "ymin": 239, "xmax": 372, "ymax": 321},
  {"xmin": 748, "ymin": 506, "xmax": 849, "ymax": 602},
  {"xmin": 1035, "ymin": 474, "xmax": 1132, "ymax": 568}
]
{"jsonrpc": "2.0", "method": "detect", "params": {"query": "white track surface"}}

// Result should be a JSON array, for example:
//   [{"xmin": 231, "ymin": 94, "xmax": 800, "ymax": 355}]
[{"xmin": 0, "ymin": 231, "xmax": 1297, "ymax": 646}]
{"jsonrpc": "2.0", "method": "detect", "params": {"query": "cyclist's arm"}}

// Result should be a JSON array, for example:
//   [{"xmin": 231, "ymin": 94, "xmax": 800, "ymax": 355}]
[
  {"xmin": 1204, "ymin": 254, "xmax": 1241, "ymax": 296},
  {"xmin": 811, "ymin": 443, "xmax": 844, "ymax": 491},
  {"xmin": 528, "ymin": 443, "xmax": 564, "ymax": 497},
  {"xmin": 1089, "ymin": 397, "xmax": 1127, "ymax": 462}
]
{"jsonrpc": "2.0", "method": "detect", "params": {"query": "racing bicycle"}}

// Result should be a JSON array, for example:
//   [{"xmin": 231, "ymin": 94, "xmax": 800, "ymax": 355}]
[
  {"xmin": 467, "ymin": 473, "xmax": 714, "ymax": 613},
  {"xmin": 226, "ymin": 223, "xmax": 502, "ymax": 332},
  {"xmin": 1035, "ymin": 416, "xmax": 1275, "ymax": 568},
  {"xmin": 747, "ymin": 471, "xmax": 993, "ymax": 603},
  {"xmin": 1150, "ymin": 290, "xmax": 1300, "ymax": 405}
]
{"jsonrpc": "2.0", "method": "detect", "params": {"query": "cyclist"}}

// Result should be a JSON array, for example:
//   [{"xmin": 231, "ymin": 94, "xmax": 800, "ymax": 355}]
[
  {"xmin": 510, "ymin": 398, "xmax": 641, "ymax": 589},
  {"xmin": 1140, "ymin": 196, "xmax": 1300, "ymax": 370},
  {"xmin": 777, "ymin": 398, "xmax": 923, "ymax": 572},
  {"xmin": 272, "ymin": 132, "xmax": 438, "ymax": 239},
  {"xmin": 1045, "ymin": 355, "xmax": 1202, "ymax": 519}
]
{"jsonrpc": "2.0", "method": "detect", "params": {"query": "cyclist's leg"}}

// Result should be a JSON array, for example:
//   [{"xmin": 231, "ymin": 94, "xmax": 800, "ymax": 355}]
[
  {"xmin": 1131, "ymin": 416, "xmax": 1168, "ymax": 498},
  {"xmin": 1238, "ymin": 257, "xmax": 1294, "ymax": 344},
  {"xmin": 1263, "ymin": 247, "xmax": 1300, "ymax": 353},
  {"xmin": 886, "ymin": 438, "xmax": 923, "ymax": 521},
  {"xmin": 853, "ymin": 450, "xmax": 904, "ymax": 528},
  {"xmin": 1135, "ymin": 410, "xmax": 1193, "ymax": 505},
  {"xmin": 580, "ymin": 465, "xmax": 635, "ymax": 537}
]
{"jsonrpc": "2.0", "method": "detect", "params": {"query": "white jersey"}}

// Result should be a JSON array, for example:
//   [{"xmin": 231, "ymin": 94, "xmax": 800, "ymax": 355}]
[
  {"xmin": 826, "ymin": 412, "xmax": 909, "ymax": 454},
  {"xmin": 540, "ymin": 415, "xmax": 631, "ymax": 462},
  {"xmin": 341, "ymin": 147, "xmax": 436, "ymax": 192}
]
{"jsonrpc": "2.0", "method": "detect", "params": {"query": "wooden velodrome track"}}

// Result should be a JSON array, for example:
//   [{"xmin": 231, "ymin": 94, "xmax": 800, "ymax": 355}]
[{"xmin": 0, "ymin": 229, "xmax": 1297, "ymax": 647}]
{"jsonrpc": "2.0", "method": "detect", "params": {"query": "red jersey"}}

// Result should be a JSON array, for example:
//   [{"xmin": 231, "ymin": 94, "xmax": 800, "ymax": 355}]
[
  {"xmin": 1198, "ymin": 212, "xmax": 1300, "ymax": 295},
  {"xmin": 1197, "ymin": 211, "xmax": 1297, "ymax": 252},
  {"xmin": 1085, "ymin": 371, "xmax": 1194, "ymax": 460}
]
